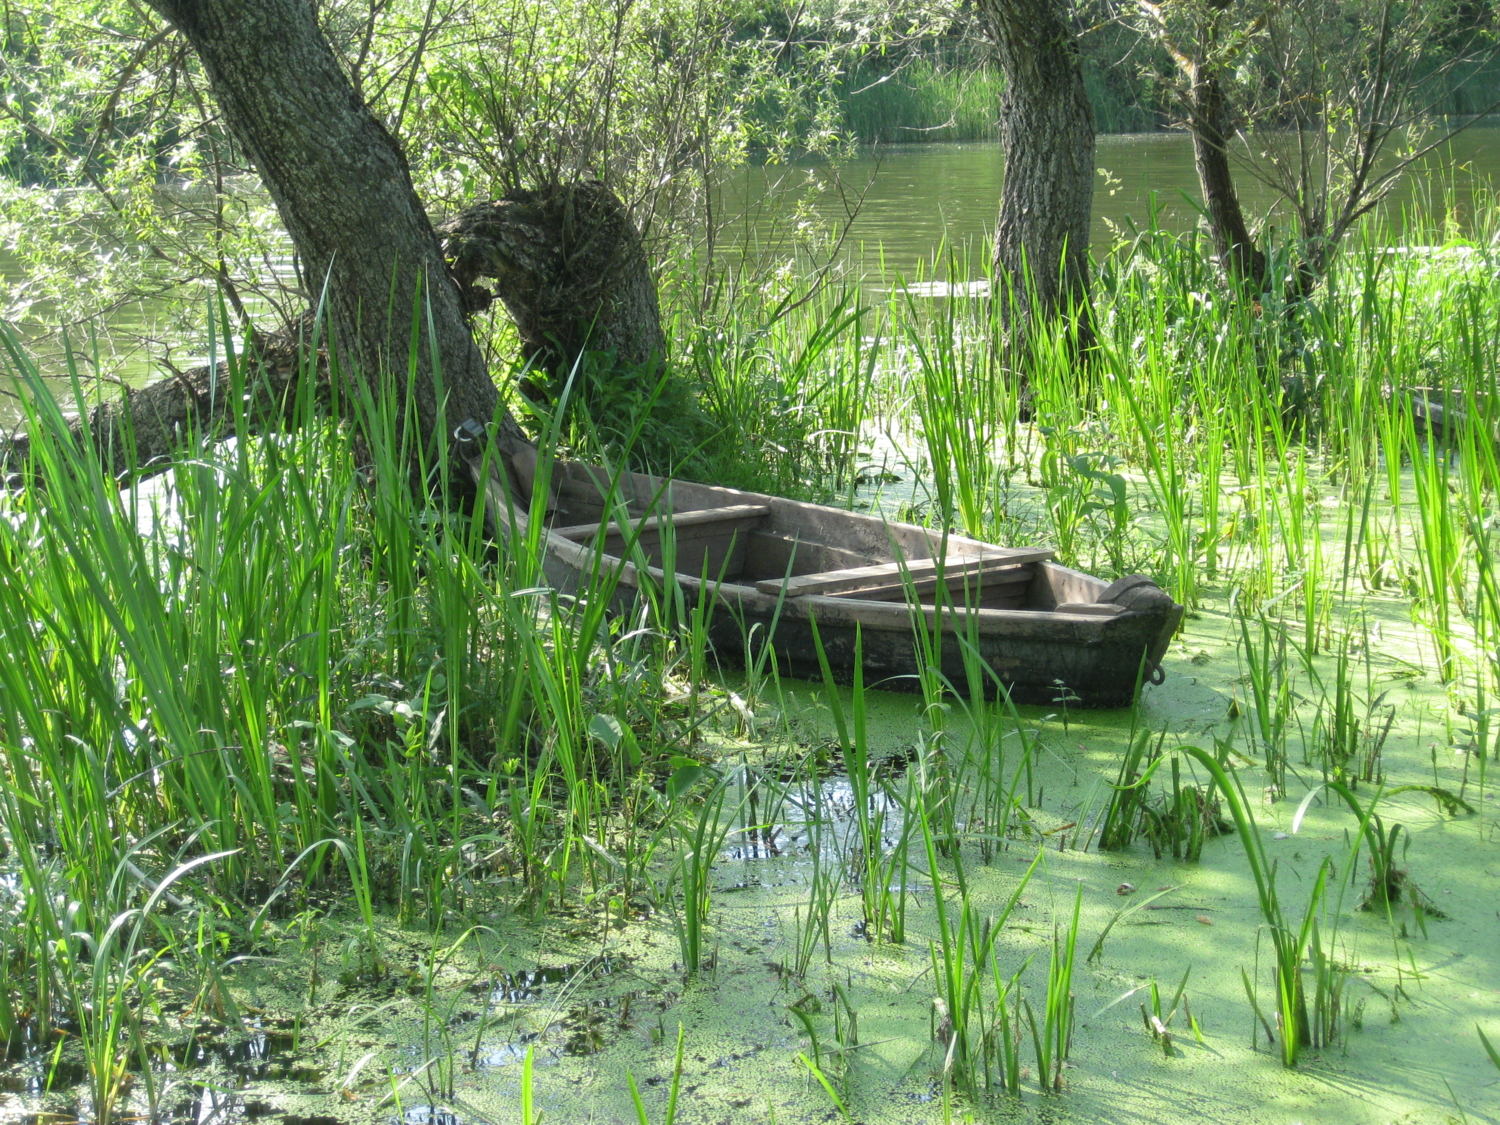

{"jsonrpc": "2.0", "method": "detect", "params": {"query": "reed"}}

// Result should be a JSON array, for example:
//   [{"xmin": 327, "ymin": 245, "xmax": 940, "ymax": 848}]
[
  {"xmin": 1135, "ymin": 746, "xmax": 1333, "ymax": 1066},
  {"xmin": 789, "ymin": 802, "xmax": 837, "ymax": 976},
  {"xmin": 521, "ymin": 1043, "xmax": 540, "ymax": 1125},
  {"xmin": 985, "ymin": 955, "xmax": 1030, "ymax": 1093},
  {"xmin": 1025, "ymin": 881, "xmax": 1081, "ymax": 1092},
  {"xmin": 1101, "ymin": 333, "xmax": 1198, "ymax": 607},
  {"xmin": 663, "ymin": 763, "xmax": 736, "ymax": 975},
  {"xmin": 810, "ymin": 620, "xmax": 913, "ymax": 942},
  {"xmin": 1096, "ymin": 728, "xmax": 1162, "ymax": 851},
  {"xmin": 627, "ymin": 1024, "xmax": 685, "ymax": 1125},
  {"xmin": 1236, "ymin": 611, "xmax": 1296, "ymax": 795},
  {"xmin": 904, "ymin": 274, "xmax": 1013, "ymax": 540},
  {"xmin": 919, "ymin": 775, "xmax": 1041, "ymax": 1095},
  {"xmin": 0, "ymin": 308, "xmax": 753, "ymax": 1093},
  {"xmin": 1481, "ymin": 1026, "xmax": 1500, "ymax": 1075},
  {"xmin": 1139, "ymin": 968, "xmax": 1203, "ymax": 1056},
  {"xmin": 1406, "ymin": 415, "xmax": 1464, "ymax": 681},
  {"xmin": 837, "ymin": 59, "xmax": 1003, "ymax": 145},
  {"xmin": 951, "ymin": 637, "xmax": 1036, "ymax": 863}
]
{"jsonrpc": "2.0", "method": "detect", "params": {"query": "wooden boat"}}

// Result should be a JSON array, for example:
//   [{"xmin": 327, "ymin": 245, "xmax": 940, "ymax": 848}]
[{"xmin": 467, "ymin": 436, "xmax": 1183, "ymax": 707}]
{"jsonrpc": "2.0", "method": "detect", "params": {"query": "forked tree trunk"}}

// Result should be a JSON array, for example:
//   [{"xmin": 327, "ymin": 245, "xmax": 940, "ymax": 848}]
[{"xmin": 977, "ymin": 0, "xmax": 1096, "ymax": 357}]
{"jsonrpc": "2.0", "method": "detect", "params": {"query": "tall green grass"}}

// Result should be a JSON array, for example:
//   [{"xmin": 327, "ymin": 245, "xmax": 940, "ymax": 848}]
[
  {"xmin": 0, "ymin": 310, "xmax": 733, "ymax": 1103},
  {"xmin": 4, "ymin": 177, "xmax": 1500, "ymax": 1110}
]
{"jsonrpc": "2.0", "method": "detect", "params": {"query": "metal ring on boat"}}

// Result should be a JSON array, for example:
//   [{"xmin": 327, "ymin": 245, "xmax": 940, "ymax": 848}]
[{"xmin": 1149, "ymin": 665, "xmax": 1166, "ymax": 686}]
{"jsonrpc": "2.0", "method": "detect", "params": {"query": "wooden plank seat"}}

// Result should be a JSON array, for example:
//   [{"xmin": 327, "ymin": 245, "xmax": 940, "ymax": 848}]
[
  {"xmin": 833, "ymin": 563, "xmax": 1036, "ymax": 603},
  {"xmin": 755, "ymin": 546, "xmax": 1055, "ymax": 599},
  {"xmin": 551, "ymin": 503, "xmax": 771, "ymax": 543}
]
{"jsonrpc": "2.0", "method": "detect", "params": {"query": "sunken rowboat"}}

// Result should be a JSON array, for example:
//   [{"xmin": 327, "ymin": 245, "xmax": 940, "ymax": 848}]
[{"xmin": 520, "ymin": 462, "xmax": 1187, "ymax": 708}]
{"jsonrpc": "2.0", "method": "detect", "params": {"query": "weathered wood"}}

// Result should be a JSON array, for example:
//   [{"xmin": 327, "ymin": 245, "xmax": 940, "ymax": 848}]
[
  {"xmin": 2, "ymin": 316, "xmax": 322, "ymax": 483},
  {"xmin": 830, "ymin": 564, "xmax": 1034, "ymax": 603},
  {"xmin": 643, "ymin": 526, "xmax": 752, "ymax": 582},
  {"xmin": 552, "ymin": 503, "xmax": 770, "ymax": 543},
  {"xmin": 741, "ymin": 533, "xmax": 874, "ymax": 581},
  {"xmin": 536, "ymin": 468, "xmax": 1181, "ymax": 707},
  {"xmin": 755, "ymin": 547, "xmax": 1054, "ymax": 598},
  {"xmin": 1026, "ymin": 561, "xmax": 1103, "ymax": 609},
  {"xmin": 551, "ymin": 503, "xmax": 770, "ymax": 579}
]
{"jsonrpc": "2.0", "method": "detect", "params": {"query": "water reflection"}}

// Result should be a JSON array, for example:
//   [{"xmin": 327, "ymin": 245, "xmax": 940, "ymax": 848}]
[
  {"xmin": 5, "ymin": 127, "xmax": 1498, "ymax": 420},
  {"xmin": 720, "ymin": 127, "xmax": 1500, "ymax": 284}
]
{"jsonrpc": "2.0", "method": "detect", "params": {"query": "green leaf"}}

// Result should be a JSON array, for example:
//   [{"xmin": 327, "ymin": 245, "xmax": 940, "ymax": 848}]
[
  {"xmin": 589, "ymin": 713, "xmax": 623, "ymax": 749},
  {"xmin": 667, "ymin": 764, "xmax": 705, "ymax": 801},
  {"xmin": 796, "ymin": 1053, "xmax": 851, "ymax": 1120},
  {"xmin": 1479, "ymin": 1025, "xmax": 1500, "ymax": 1073},
  {"xmin": 620, "ymin": 726, "xmax": 643, "ymax": 769},
  {"xmin": 589, "ymin": 714, "xmax": 642, "ymax": 768}
]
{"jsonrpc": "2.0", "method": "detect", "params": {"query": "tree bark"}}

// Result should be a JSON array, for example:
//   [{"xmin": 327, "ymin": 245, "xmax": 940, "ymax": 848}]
[
  {"xmin": 141, "ymin": 0, "xmax": 509, "ymax": 465},
  {"xmin": 977, "ymin": 0, "xmax": 1096, "ymax": 355},
  {"xmin": 439, "ymin": 181, "xmax": 666, "ymax": 382},
  {"xmin": 2, "ymin": 180, "xmax": 667, "ymax": 482},
  {"xmin": 1187, "ymin": 25, "xmax": 1267, "ymax": 290}
]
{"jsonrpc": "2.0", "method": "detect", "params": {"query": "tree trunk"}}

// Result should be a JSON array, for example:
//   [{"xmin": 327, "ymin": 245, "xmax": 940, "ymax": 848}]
[
  {"xmin": 977, "ymin": 0, "xmax": 1096, "ymax": 356},
  {"xmin": 2, "ymin": 318, "xmax": 319, "ymax": 484},
  {"xmin": 2, "ymin": 181, "xmax": 664, "ymax": 484},
  {"xmin": 1189, "ymin": 64, "xmax": 1267, "ymax": 290},
  {"xmin": 439, "ymin": 181, "xmax": 666, "ymax": 382},
  {"xmin": 141, "ymin": 0, "xmax": 509, "ymax": 465}
]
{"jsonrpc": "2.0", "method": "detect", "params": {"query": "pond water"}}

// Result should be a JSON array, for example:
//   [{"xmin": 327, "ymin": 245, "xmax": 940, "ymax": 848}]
[
  {"xmin": 721, "ymin": 125, "xmax": 1500, "ymax": 285},
  {"xmin": 17, "ymin": 624, "xmax": 1488, "ymax": 1125},
  {"xmin": 6, "ymin": 125, "xmax": 1500, "ymax": 412}
]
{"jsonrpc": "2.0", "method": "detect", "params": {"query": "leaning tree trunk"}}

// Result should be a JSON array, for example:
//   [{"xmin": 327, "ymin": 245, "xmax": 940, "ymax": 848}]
[
  {"xmin": 18, "ymin": 4, "xmax": 666, "ymax": 494},
  {"xmin": 1, "ymin": 180, "xmax": 665, "ymax": 483},
  {"xmin": 977, "ymin": 0, "xmax": 1096, "ymax": 357},
  {"xmin": 1189, "ymin": 63, "xmax": 1267, "ymax": 290},
  {"xmin": 142, "ymin": 0, "xmax": 509, "ymax": 468}
]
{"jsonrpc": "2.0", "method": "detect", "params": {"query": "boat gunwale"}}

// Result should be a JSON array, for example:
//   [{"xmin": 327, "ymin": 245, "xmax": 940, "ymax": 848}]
[{"xmin": 538, "ymin": 473, "xmax": 1152, "ymax": 636}]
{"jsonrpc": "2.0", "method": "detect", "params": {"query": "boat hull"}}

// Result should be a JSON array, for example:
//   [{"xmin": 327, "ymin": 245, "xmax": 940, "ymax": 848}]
[{"xmin": 534, "ymin": 465, "xmax": 1183, "ymax": 708}]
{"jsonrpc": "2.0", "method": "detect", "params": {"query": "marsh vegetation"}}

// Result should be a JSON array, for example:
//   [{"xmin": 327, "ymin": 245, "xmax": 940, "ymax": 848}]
[{"xmin": 1, "ymin": 189, "xmax": 1499, "ymax": 1123}]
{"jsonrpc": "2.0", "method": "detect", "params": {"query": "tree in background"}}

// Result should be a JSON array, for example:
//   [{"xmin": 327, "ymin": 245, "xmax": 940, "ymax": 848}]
[
  {"xmin": 1133, "ymin": 0, "xmax": 1500, "ymax": 299},
  {"xmin": 975, "ymin": 0, "xmax": 1097, "ymax": 361},
  {"xmin": 0, "ymin": 0, "xmax": 910, "ymax": 474}
]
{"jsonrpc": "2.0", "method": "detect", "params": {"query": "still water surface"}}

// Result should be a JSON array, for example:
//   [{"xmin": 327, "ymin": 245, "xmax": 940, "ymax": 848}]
[
  {"xmin": 6, "ymin": 127, "xmax": 1500, "ymax": 404},
  {"xmin": 721, "ymin": 126, "xmax": 1500, "ymax": 284}
]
